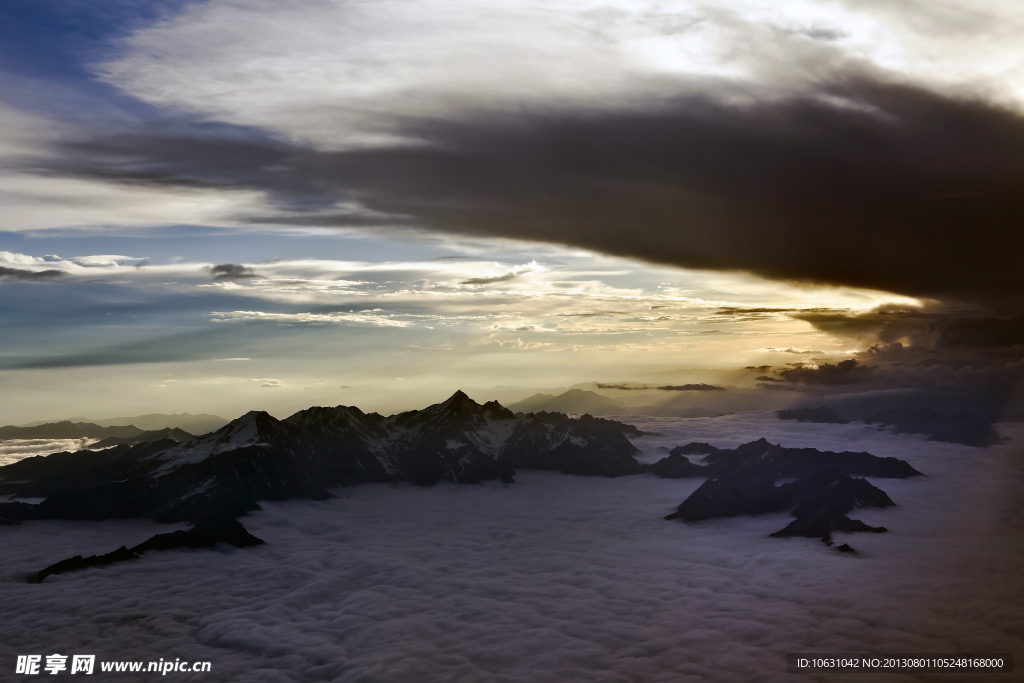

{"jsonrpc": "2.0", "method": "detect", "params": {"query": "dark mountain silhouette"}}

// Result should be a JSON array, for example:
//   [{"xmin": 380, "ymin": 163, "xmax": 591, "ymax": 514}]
[
  {"xmin": 0, "ymin": 422, "xmax": 143, "ymax": 440},
  {"xmin": 18, "ymin": 413, "xmax": 229, "ymax": 435},
  {"xmin": 4, "ymin": 396, "xmax": 932, "ymax": 576},
  {"xmin": 511, "ymin": 389, "xmax": 625, "ymax": 416},
  {"xmin": 1, "ymin": 392, "xmax": 648, "ymax": 577},
  {"xmin": 88, "ymin": 427, "xmax": 193, "ymax": 449},
  {"xmin": 31, "ymin": 512, "xmax": 263, "ymax": 583},
  {"xmin": 507, "ymin": 393, "xmax": 557, "ymax": 413},
  {"xmin": 661, "ymin": 438, "xmax": 920, "ymax": 550},
  {"xmin": 653, "ymin": 437, "xmax": 920, "ymax": 481}
]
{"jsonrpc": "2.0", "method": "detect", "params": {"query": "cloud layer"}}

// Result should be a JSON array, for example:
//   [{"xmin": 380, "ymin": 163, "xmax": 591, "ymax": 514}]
[
  {"xmin": 23, "ymin": 80, "xmax": 1024, "ymax": 309},
  {"xmin": 1, "ymin": 415, "xmax": 1020, "ymax": 681}
]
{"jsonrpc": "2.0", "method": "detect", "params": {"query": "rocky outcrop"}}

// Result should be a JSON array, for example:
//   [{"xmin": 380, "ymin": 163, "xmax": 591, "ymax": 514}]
[
  {"xmin": 683, "ymin": 438, "xmax": 919, "ymax": 479},
  {"xmin": 649, "ymin": 453, "xmax": 707, "ymax": 479},
  {"xmin": 32, "ymin": 513, "xmax": 264, "ymax": 582},
  {"xmin": 663, "ymin": 437, "xmax": 919, "ymax": 546},
  {"xmin": 667, "ymin": 468, "xmax": 894, "ymax": 542}
]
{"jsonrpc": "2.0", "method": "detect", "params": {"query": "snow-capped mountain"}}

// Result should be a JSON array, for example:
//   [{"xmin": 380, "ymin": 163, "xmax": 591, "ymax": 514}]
[
  {"xmin": 0, "ymin": 395, "xmax": 929, "ymax": 578},
  {"xmin": 0, "ymin": 392, "xmax": 644, "ymax": 526}
]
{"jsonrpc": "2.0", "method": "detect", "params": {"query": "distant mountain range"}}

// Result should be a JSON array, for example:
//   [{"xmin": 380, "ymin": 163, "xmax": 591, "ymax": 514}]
[
  {"xmin": 0, "ymin": 422, "xmax": 195, "ymax": 446},
  {"xmin": 509, "ymin": 389, "xmax": 626, "ymax": 415},
  {"xmin": 660, "ymin": 438, "xmax": 921, "ymax": 549},
  {"xmin": 88, "ymin": 428, "xmax": 194, "ymax": 450},
  {"xmin": 0, "ymin": 422, "xmax": 145, "ymax": 441},
  {"xmin": 0, "ymin": 391, "xmax": 644, "ymax": 524},
  {"xmin": 15, "ymin": 413, "xmax": 228, "ymax": 435},
  {"xmin": 509, "ymin": 386, "xmax": 782, "ymax": 417},
  {"xmin": 777, "ymin": 406, "xmax": 1004, "ymax": 446},
  {"xmin": 0, "ymin": 392, "xmax": 926, "ymax": 579}
]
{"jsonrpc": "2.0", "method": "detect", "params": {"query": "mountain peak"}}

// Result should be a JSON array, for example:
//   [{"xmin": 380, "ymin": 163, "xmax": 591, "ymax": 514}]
[
  {"xmin": 438, "ymin": 390, "xmax": 479, "ymax": 411},
  {"xmin": 237, "ymin": 409, "xmax": 273, "ymax": 421}
]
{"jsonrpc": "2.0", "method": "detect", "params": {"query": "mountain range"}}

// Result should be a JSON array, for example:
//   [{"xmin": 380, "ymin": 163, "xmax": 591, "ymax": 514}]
[
  {"xmin": 659, "ymin": 438, "xmax": 921, "ymax": 549},
  {"xmin": 0, "ymin": 392, "xmax": 925, "ymax": 577},
  {"xmin": 509, "ymin": 389, "xmax": 626, "ymax": 415},
  {"xmin": 14, "ymin": 413, "xmax": 228, "ymax": 435},
  {"xmin": 0, "ymin": 422, "xmax": 146, "ymax": 441},
  {"xmin": 0, "ymin": 392, "xmax": 644, "ymax": 525}
]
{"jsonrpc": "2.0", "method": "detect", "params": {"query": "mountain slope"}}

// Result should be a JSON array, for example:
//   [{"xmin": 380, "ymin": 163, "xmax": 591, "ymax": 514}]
[
  {"xmin": 0, "ymin": 422, "xmax": 143, "ymax": 440},
  {"xmin": 18, "ymin": 413, "xmax": 229, "ymax": 435},
  {"xmin": 515, "ymin": 389, "xmax": 625, "ymax": 416},
  {"xmin": 88, "ymin": 428, "xmax": 193, "ymax": 450},
  {"xmin": 0, "ymin": 392, "xmax": 644, "ymax": 527},
  {"xmin": 507, "ymin": 393, "xmax": 557, "ymax": 413}
]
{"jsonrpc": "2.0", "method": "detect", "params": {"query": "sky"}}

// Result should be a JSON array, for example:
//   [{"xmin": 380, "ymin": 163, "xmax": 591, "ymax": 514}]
[{"xmin": 0, "ymin": 0, "xmax": 1022, "ymax": 422}]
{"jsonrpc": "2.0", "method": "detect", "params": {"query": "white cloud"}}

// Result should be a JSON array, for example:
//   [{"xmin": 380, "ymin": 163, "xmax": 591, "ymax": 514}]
[
  {"xmin": 0, "ymin": 417, "xmax": 1019, "ymax": 681},
  {"xmin": 211, "ymin": 311, "xmax": 414, "ymax": 328},
  {"xmin": 0, "ymin": 173, "xmax": 270, "ymax": 234},
  {"xmin": 96, "ymin": 0, "xmax": 1024, "ymax": 153},
  {"xmin": 0, "ymin": 439, "xmax": 99, "ymax": 467}
]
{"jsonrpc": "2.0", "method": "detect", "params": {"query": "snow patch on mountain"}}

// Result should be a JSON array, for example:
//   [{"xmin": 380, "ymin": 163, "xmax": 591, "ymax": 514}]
[
  {"xmin": 1, "ymin": 417, "xmax": 1019, "ymax": 682},
  {"xmin": 152, "ymin": 411, "xmax": 275, "ymax": 472}
]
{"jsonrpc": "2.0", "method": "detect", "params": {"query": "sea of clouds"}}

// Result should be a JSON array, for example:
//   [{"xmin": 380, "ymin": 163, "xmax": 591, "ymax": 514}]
[
  {"xmin": 0, "ymin": 439, "xmax": 98, "ymax": 467},
  {"xmin": 0, "ymin": 413, "xmax": 1020, "ymax": 682}
]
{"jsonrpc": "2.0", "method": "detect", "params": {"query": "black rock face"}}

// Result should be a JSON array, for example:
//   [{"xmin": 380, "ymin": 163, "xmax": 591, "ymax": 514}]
[
  {"xmin": 665, "ymin": 438, "xmax": 921, "ymax": 481},
  {"xmin": 669, "ymin": 442, "xmax": 720, "ymax": 456},
  {"xmin": 4, "ymin": 392, "xmax": 648, "ymax": 577},
  {"xmin": 665, "ymin": 472, "xmax": 781, "ymax": 521},
  {"xmin": 0, "ymin": 439, "xmax": 177, "ymax": 499},
  {"xmin": 769, "ymin": 471, "xmax": 893, "ymax": 541},
  {"xmin": 649, "ymin": 453, "xmax": 707, "ymax": 479},
  {"xmin": 1, "ymin": 393, "xmax": 645, "ymax": 527},
  {"xmin": 33, "ymin": 545, "xmax": 140, "ymax": 583},
  {"xmin": 0, "ymin": 501, "xmax": 39, "ymax": 525},
  {"xmin": 132, "ymin": 513, "xmax": 265, "ymax": 552},
  {"xmin": 491, "ymin": 412, "xmax": 643, "ymax": 477},
  {"xmin": 668, "ymin": 468, "xmax": 895, "ymax": 542},
  {"xmin": 664, "ymin": 438, "xmax": 919, "ymax": 546},
  {"xmin": 33, "ymin": 513, "xmax": 265, "ymax": 582},
  {"xmin": 777, "ymin": 407, "xmax": 849, "ymax": 424}
]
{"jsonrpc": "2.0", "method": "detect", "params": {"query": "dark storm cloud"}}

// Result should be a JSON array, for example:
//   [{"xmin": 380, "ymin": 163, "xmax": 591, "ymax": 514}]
[
  {"xmin": 19, "ymin": 77, "xmax": 1024, "ymax": 308},
  {"xmin": 460, "ymin": 272, "xmax": 517, "ymax": 285},
  {"xmin": 777, "ymin": 359, "xmax": 875, "ymax": 384},
  {"xmin": 206, "ymin": 263, "xmax": 259, "ymax": 280},
  {"xmin": 715, "ymin": 307, "xmax": 797, "ymax": 321},
  {"xmin": 0, "ymin": 267, "xmax": 64, "ymax": 281},
  {"xmin": 795, "ymin": 307, "xmax": 1024, "ymax": 368},
  {"xmin": 595, "ymin": 382, "xmax": 726, "ymax": 391},
  {"xmin": 792, "ymin": 306, "xmax": 932, "ymax": 342}
]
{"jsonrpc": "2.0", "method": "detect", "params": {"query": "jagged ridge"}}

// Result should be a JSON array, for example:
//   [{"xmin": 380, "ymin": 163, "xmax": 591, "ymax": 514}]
[{"xmin": 661, "ymin": 438, "xmax": 920, "ymax": 549}]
